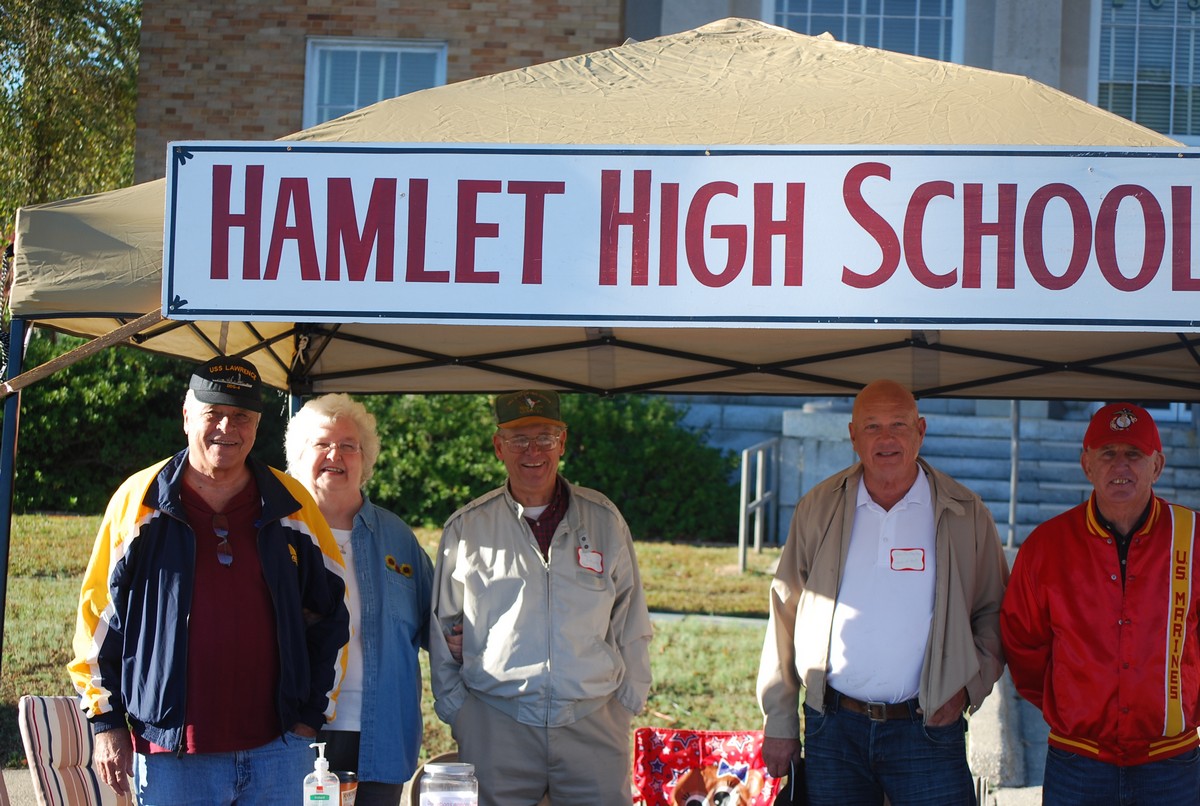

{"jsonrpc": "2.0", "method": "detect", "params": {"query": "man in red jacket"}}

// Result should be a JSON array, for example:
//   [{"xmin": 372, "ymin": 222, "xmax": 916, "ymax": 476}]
[{"xmin": 1001, "ymin": 402, "xmax": 1200, "ymax": 805}]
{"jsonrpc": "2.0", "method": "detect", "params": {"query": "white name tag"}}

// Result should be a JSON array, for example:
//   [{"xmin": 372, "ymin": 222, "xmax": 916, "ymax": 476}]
[
  {"xmin": 890, "ymin": 548, "xmax": 926, "ymax": 571},
  {"xmin": 578, "ymin": 548, "xmax": 604, "ymax": 573}
]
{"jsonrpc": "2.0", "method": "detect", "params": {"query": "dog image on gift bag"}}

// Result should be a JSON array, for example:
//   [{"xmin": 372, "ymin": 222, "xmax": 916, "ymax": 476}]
[
  {"xmin": 671, "ymin": 758, "xmax": 767, "ymax": 805},
  {"xmin": 632, "ymin": 728, "xmax": 779, "ymax": 806}
]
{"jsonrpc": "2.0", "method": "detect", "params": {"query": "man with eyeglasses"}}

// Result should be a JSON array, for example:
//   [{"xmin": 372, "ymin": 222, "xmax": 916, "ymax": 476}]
[
  {"xmin": 430, "ymin": 390, "xmax": 653, "ymax": 806},
  {"xmin": 68, "ymin": 356, "xmax": 350, "ymax": 805}
]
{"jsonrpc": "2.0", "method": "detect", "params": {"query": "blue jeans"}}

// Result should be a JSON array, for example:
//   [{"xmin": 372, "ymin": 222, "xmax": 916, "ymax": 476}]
[
  {"xmin": 802, "ymin": 702, "xmax": 976, "ymax": 806},
  {"xmin": 133, "ymin": 731, "xmax": 315, "ymax": 805},
  {"xmin": 1042, "ymin": 746, "xmax": 1200, "ymax": 806}
]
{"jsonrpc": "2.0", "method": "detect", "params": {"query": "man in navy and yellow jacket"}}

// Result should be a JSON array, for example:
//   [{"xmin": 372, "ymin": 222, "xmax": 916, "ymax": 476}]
[
  {"xmin": 1001, "ymin": 402, "xmax": 1200, "ymax": 806},
  {"xmin": 68, "ymin": 357, "xmax": 349, "ymax": 805}
]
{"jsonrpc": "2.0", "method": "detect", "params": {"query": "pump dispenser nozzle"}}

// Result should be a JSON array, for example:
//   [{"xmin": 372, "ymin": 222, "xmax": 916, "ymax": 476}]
[
  {"xmin": 304, "ymin": 741, "xmax": 339, "ymax": 803},
  {"xmin": 310, "ymin": 741, "xmax": 329, "ymax": 774}
]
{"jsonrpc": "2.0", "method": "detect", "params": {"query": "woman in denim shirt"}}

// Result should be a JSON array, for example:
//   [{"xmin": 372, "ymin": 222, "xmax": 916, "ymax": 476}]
[{"xmin": 287, "ymin": 393, "xmax": 434, "ymax": 805}]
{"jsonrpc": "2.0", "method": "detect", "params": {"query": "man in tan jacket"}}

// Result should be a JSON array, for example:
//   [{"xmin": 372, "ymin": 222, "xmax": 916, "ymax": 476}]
[
  {"xmin": 430, "ymin": 390, "xmax": 653, "ymax": 806},
  {"xmin": 757, "ymin": 379, "xmax": 1008, "ymax": 806}
]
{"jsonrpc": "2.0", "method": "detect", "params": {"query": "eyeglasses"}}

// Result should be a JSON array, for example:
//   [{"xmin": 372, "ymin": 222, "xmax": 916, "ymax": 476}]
[
  {"xmin": 212, "ymin": 513, "xmax": 233, "ymax": 567},
  {"xmin": 500, "ymin": 433, "xmax": 562, "ymax": 452},
  {"xmin": 200, "ymin": 408, "xmax": 256, "ymax": 427},
  {"xmin": 310, "ymin": 440, "xmax": 361, "ymax": 455}
]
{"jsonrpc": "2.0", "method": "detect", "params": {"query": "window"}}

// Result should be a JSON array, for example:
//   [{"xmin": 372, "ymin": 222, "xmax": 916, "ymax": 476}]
[
  {"xmin": 770, "ymin": 0, "xmax": 961, "ymax": 62},
  {"xmin": 1096, "ymin": 0, "xmax": 1200, "ymax": 142},
  {"xmin": 303, "ymin": 38, "xmax": 447, "ymax": 128}
]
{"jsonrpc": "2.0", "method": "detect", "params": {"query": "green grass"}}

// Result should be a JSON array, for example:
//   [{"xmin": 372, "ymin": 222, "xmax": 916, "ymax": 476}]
[
  {"xmin": 2, "ymin": 516, "xmax": 782, "ymax": 768},
  {"xmin": 1, "ymin": 515, "xmax": 102, "ymax": 767}
]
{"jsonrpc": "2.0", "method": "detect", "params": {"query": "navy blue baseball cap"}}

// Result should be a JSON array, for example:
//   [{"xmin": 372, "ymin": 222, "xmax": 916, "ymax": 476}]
[{"xmin": 189, "ymin": 357, "xmax": 263, "ymax": 413}]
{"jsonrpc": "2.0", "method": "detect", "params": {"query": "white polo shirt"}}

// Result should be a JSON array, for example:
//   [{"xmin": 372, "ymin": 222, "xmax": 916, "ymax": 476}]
[{"xmin": 825, "ymin": 469, "xmax": 936, "ymax": 704}]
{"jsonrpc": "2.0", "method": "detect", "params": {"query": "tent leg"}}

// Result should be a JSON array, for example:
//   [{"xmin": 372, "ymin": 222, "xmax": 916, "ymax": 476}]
[
  {"xmin": 0, "ymin": 318, "xmax": 28, "ymax": 675},
  {"xmin": 1008, "ymin": 400, "xmax": 1020, "ymax": 550}
]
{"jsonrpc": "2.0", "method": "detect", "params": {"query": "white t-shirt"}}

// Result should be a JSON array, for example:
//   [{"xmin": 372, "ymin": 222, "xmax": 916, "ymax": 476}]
[
  {"xmin": 826, "ymin": 470, "xmax": 936, "ymax": 704},
  {"xmin": 523, "ymin": 504, "xmax": 549, "ymax": 520},
  {"xmin": 325, "ymin": 527, "xmax": 363, "ymax": 731}
]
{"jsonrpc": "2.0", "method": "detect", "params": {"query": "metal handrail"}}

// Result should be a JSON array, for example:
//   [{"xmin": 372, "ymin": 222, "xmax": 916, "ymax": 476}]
[{"xmin": 738, "ymin": 437, "xmax": 779, "ymax": 572}]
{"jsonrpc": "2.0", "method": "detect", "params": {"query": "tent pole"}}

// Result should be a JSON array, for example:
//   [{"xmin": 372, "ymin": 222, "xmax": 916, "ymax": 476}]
[
  {"xmin": 1008, "ymin": 399, "xmax": 1020, "ymax": 549},
  {"xmin": 0, "ymin": 309, "xmax": 163, "ymax": 398},
  {"xmin": 0, "ymin": 317, "xmax": 29, "ymax": 673}
]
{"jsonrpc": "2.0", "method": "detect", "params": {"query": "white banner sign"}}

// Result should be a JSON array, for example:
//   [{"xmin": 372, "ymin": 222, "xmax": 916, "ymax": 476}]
[{"xmin": 163, "ymin": 142, "xmax": 1200, "ymax": 330}]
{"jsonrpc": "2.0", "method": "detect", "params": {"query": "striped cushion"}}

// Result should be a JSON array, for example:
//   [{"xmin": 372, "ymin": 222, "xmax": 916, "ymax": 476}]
[{"xmin": 17, "ymin": 695, "xmax": 132, "ymax": 806}]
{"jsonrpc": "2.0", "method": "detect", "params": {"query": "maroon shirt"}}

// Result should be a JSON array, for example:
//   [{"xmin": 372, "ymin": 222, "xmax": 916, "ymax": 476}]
[
  {"xmin": 524, "ymin": 477, "xmax": 569, "ymax": 559},
  {"xmin": 136, "ymin": 475, "xmax": 281, "ymax": 754}
]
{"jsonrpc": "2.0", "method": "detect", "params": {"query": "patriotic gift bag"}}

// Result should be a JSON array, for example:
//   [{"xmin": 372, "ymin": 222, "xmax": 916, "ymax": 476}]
[{"xmin": 632, "ymin": 727, "xmax": 780, "ymax": 806}]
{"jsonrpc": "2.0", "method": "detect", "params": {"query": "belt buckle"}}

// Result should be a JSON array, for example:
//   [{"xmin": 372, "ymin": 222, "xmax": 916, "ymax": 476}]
[{"xmin": 865, "ymin": 701, "xmax": 889, "ymax": 722}]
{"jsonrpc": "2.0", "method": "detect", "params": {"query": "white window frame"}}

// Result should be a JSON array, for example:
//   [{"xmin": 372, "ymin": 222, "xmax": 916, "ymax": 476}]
[
  {"xmin": 303, "ymin": 37, "xmax": 447, "ymax": 129},
  {"xmin": 1087, "ymin": 0, "xmax": 1200, "ymax": 145},
  {"xmin": 759, "ymin": 0, "xmax": 965, "ymax": 64}
]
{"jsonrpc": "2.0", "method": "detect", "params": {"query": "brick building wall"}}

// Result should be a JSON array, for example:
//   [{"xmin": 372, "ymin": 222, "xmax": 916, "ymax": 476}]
[{"xmin": 135, "ymin": 1, "xmax": 624, "ymax": 182}]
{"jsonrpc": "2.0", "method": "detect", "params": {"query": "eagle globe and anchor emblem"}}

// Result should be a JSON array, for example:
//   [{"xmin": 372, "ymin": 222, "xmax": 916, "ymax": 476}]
[{"xmin": 1108, "ymin": 408, "xmax": 1139, "ymax": 433}]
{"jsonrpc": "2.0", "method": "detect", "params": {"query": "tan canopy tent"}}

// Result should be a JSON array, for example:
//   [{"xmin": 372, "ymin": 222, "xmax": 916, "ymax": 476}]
[
  {"xmin": 11, "ymin": 17, "xmax": 1197, "ymax": 402},
  {"xmin": 3, "ymin": 15, "xmax": 1197, "ymax": 669}
]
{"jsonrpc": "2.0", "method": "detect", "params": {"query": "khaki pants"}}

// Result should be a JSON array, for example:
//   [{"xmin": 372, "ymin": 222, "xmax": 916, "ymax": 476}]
[{"xmin": 453, "ymin": 693, "xmax": 633, "ymax": 806}]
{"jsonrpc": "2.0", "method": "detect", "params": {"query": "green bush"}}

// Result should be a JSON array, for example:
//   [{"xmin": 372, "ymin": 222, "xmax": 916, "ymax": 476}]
[
  {"xmin": 8, "ymin": 337, "xmax": 738, "ymax": 540},
  {"xmin": 364, "ymin": 393, "xmax": 507, "ymax": 525},
  {"xmin": 8, "ymin": 330, "xmax": 289, "ymax": 512},
  {"xmin": 365, "ymin": 393, "xmax": 739, "ymax": 542},
  {"xmin": 560, "ymin": 394, "xmax": 739, "ymax": 542}
]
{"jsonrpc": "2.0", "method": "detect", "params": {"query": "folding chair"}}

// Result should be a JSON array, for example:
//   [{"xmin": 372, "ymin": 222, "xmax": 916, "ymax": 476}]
[
  {"xmin": 17, "ymin": 695, "xmax": 133, "ymax": 806},
  {"xmin": 632, "ymin": 727, "xmax": 780, "ymax": 806}
]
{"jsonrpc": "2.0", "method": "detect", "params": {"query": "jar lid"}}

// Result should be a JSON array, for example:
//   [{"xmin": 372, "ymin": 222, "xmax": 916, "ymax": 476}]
[{"xmin": 424, "ymin": 762, "xmax": 475, "ymax": 776}]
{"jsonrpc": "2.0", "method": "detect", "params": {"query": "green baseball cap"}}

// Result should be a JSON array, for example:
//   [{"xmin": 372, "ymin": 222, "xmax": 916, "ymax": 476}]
[{"xmin": 494, "ymin": 390, "xmax": 565, "ymax": 428}]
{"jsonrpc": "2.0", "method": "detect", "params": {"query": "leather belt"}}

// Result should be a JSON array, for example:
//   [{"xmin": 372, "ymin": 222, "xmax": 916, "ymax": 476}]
[{"xmin": 825, "ymin": 687, "xmax": 918, "ymax": 722}]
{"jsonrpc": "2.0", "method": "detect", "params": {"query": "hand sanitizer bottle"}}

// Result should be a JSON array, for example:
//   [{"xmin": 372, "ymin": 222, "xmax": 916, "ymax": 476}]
[{"xmin": 304, "ymin": 741, "xmax": 341, "ymax": 804}]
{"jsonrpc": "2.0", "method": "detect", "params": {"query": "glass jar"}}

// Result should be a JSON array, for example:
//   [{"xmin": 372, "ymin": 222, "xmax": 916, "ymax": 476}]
[{"xmin": 420, "ymin": 761, "xmax": 478, "ymax": 806}]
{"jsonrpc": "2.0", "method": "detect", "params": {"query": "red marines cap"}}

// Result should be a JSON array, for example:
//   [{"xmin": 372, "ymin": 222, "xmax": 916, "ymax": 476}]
[{"xmin": 1083, "ymin": 402, "xmax": 1161, "ymax": 456}]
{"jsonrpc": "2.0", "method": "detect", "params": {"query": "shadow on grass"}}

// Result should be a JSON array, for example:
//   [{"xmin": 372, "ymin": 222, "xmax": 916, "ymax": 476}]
[{"xmin": 649, "ymin": 608, "xmax": 767, "ymax": 620}]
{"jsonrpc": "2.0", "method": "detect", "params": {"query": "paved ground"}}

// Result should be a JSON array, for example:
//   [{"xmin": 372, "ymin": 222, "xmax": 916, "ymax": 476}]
[{"xmin": 3, "ymin": 766, "xmax": 35, "ymax": 805}]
